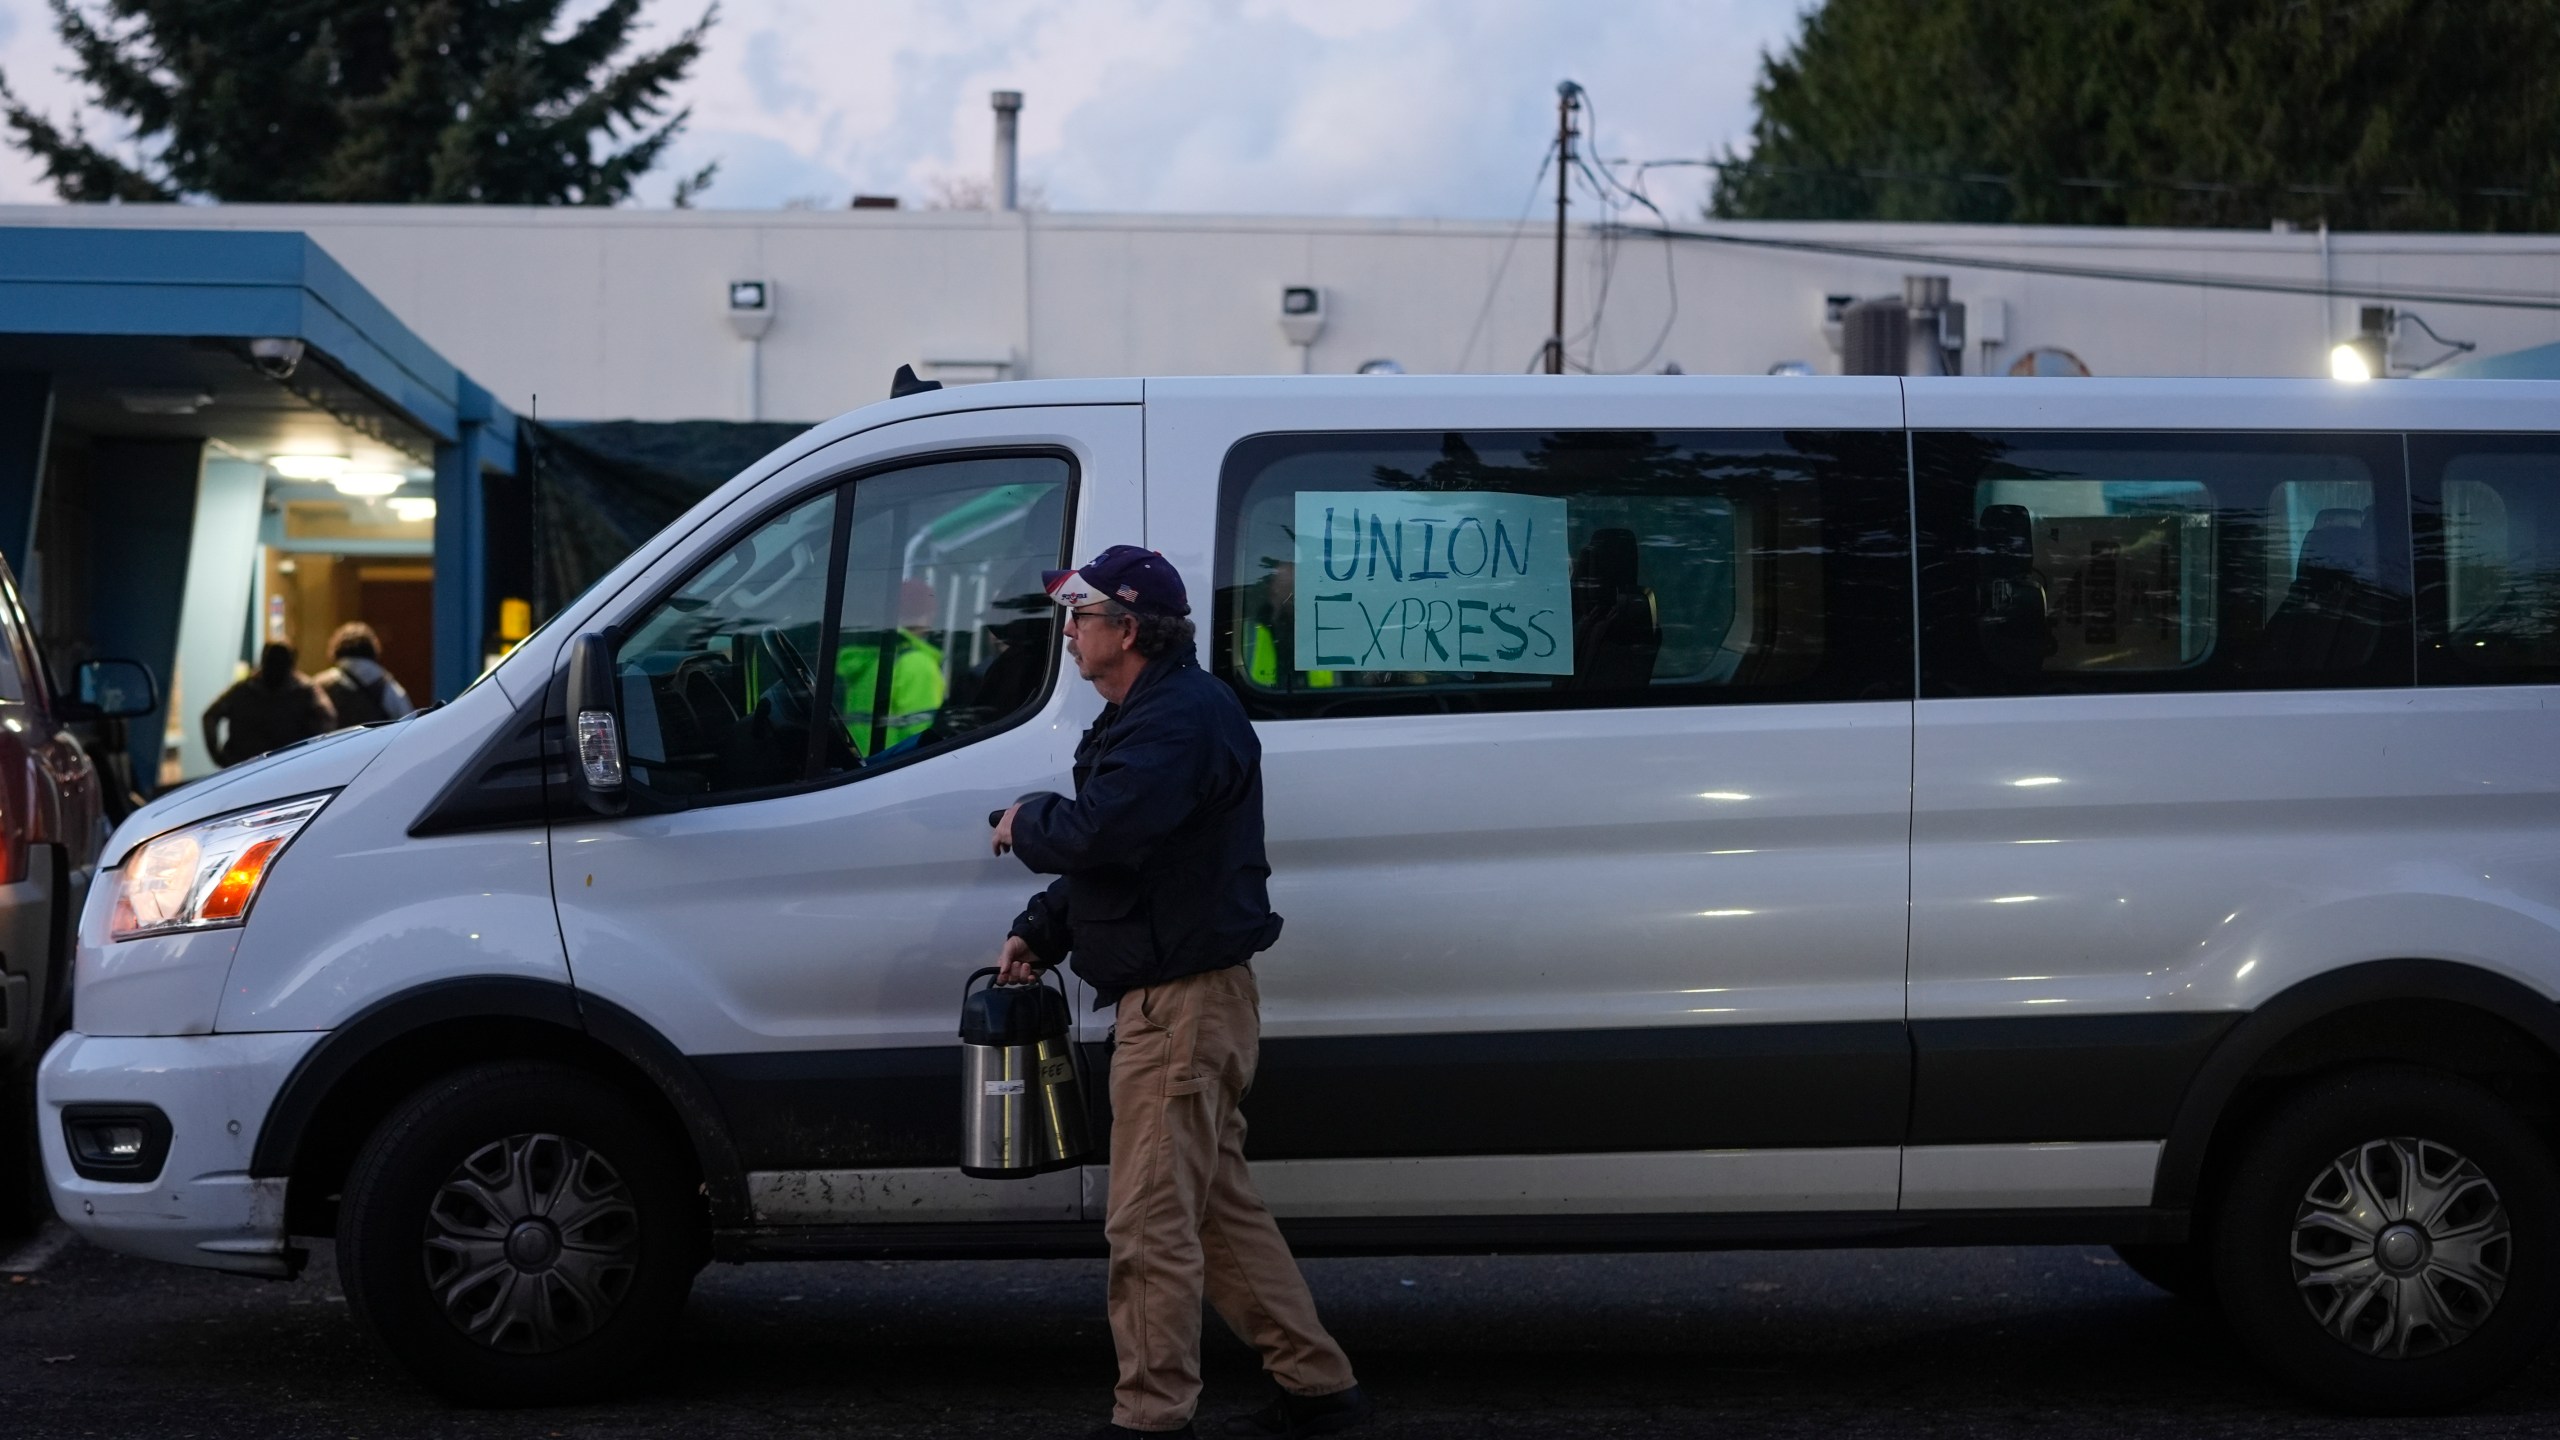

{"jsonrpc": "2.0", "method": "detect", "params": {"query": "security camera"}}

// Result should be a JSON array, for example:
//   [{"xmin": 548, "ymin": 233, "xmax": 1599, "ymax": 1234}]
[
  {"xmin": 727, "ymin": 279, "xmax": 775, "ymax": 340},
  {"xmin": 1279, "ymin": 286, "xmax": 1325, "ymax": 346},
  {"xmin": 249, "ymin": 337, "xmax": 305, "ymax": 380}
]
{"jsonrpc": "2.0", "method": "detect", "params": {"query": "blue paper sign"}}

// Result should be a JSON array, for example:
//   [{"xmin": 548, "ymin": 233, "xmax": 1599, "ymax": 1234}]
[{"xmin": 1293, "ymin": 491, "xmax": 1574, "ymax": 675}]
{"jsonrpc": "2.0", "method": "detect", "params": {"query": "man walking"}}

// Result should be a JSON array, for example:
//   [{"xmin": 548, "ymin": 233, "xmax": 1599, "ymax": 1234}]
[{"xmin": 993, "ymin": 545, "xmax": 1369, "ymax": 1440}]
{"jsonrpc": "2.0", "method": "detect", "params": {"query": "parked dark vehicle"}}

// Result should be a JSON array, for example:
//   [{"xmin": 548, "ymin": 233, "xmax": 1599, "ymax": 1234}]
[{"xmin": 0, "ymin": 552, "xmax": 155, "ymax": 1236}]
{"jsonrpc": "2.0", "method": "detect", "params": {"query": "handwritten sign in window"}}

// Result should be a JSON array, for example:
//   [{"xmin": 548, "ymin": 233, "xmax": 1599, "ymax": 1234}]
[{"xmin": 1292, "ymin": 491, "xmax": 1574, "ymax": 675}]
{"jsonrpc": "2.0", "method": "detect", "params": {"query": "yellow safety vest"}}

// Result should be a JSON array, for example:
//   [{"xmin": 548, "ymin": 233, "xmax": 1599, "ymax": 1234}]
[
  {"xmin": 837, "ymin": 630, "xmax": 946, "ymax": 750},
  {"xmin": 1250, "ymin": 623, "xmax": 1334, "ymax": 689}
]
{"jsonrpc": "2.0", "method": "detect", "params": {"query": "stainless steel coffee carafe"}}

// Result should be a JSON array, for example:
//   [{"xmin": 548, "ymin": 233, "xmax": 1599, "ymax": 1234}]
[{"xmin": 959, "ymin": 966, "xmax": 1093, "ymax": 1179}]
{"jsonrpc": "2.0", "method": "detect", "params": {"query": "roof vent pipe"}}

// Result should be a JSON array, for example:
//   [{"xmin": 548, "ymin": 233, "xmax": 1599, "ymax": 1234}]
[{"xmin": 991, "ymin": 90, "xmax": 1022, "ymax": 212}]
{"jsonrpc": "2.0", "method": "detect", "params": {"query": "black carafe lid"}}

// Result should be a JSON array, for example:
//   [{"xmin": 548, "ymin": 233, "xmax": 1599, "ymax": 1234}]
[{"xmin": 960, "ymin": 973, "xmax": 1071, "ymax": 1046}]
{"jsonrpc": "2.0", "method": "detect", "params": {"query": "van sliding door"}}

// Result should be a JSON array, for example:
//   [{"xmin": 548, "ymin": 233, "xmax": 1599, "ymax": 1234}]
[{"xmin": 1143, "ymin": 379, "xmax": 1916, "ymax": 1230}]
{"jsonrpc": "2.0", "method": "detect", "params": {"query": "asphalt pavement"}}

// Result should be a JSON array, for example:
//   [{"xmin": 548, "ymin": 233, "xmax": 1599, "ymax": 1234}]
[{"xmin": 6, "ymin": 1223, "xmax": 2560, "ymax": 1438}]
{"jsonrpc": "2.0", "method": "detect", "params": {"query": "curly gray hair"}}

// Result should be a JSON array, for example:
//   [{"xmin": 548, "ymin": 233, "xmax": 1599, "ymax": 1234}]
[{"xmin": 1096, "ymin": 599, "xmax": 1198, "ymax": 660}]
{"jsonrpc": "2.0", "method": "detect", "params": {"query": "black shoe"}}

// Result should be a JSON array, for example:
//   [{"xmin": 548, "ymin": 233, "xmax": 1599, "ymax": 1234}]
[
  {"xmin": 1221, "ymin": 1384, "xmax": 1373, "ymax": 1437},
  {"xmin": 1080, "ymin": 1424, "xmax": 1198, "ymax": 1439}
]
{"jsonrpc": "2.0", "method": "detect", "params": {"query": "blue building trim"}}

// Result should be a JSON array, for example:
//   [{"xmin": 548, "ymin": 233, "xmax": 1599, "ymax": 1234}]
[
  {"xmin": 0, "ymin": 228, "xmax": 514, "ymax": 456},
  {"xmin": 0, "ymin": 225, "xmax": 520, "ymax": 710},
  {"xmin": 433, "ymin": 416, "xmax": 497, "ymax": 702},
  {"xmin": 86, "ymin": 439, "xmax": 202, "ymax": 787}
]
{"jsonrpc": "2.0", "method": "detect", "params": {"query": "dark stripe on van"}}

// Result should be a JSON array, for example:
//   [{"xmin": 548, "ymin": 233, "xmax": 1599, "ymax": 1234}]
[
  {"xmin": 695, "ymin": 1048, "xmax": 963, "ymax": 1170},
  {"xmin": 1908, "ymin": 1012, "xmax": 2240, "ymax": 1145},
  {"xmin": 1243, "ymin": 1022, "xmax": 1914, "ymax": 1159},
  {"xmin": 697, "ymin": 1022, "xmax": 1915, "ymax": 1169},
  {"xmin": 698, "ymin": 1015, "xmax": 2231, "ymax": 1170}
]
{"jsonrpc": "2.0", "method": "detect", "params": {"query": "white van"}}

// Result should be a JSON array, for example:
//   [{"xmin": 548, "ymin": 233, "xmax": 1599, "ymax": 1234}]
[{"xmin": 40, "ymin": 375, "xmax": 2560, "ymax": 1412}]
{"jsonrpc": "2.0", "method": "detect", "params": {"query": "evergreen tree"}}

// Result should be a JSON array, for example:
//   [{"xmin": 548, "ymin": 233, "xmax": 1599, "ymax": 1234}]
[
  {"xmin": 1711, "ymin": 0, "xmax": 2560, "ymax": 230},
  {"xmin": 0, "ymin": 0, "xmax": 717, "ymax": 204}
]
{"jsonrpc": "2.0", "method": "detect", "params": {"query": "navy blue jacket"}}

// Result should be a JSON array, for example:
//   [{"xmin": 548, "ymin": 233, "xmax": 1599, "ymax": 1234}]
[{"xmin": 1007, "ymin": 651, "xmax": 1282, "ymax": 1004}]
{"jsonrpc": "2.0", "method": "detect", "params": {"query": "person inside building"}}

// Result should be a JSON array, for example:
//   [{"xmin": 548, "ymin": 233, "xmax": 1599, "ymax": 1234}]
[
  {"xmin": 315, "ymin": 622, "xmax": 417, "ymax": 728},
  {"xmin": 202, "ymin": 641, "xmax": 336, "ymax": 767}
]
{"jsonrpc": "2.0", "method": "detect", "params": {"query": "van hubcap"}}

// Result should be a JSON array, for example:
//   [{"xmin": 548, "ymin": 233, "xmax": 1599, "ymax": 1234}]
[
  {"xmin": 2291, "ymin": 1137, "xmax": 2510, "ymax": 1358},
  {"xmin": 422, "ymin": 1133, "xmax": 642, "ymax": 1353}
]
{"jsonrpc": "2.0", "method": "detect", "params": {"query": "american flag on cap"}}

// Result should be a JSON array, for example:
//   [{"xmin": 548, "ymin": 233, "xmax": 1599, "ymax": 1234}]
[{"xmin": 1041, "ymin": 544, "xmax": 1191, "ymax": 616}]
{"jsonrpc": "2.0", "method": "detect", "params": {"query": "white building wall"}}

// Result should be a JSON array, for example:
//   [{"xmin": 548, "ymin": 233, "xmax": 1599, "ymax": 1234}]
[{"xmin": 8, "ymin": 204, "xmax": 2560, "ymax": 422}]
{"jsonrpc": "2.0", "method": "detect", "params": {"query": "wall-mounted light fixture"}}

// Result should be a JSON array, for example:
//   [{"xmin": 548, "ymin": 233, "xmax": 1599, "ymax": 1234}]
[
  {"xmin": 728, "ymin": 279, "xmax": 776, "ymax": 420},
  {"xmin": 726, "ymin": 280, "xmax": 774, "ymax": 338},
  {"xmin": 2331, "ymin": 304, "xmax": 2481, "ymax": 381},
  {"xmin": 1279, "ymin": 285, "xmax": 1325, "ymax": 373},
  {"xmin": 2330, "ymin": 305, "xmax": 2391, "ymax": 382}
]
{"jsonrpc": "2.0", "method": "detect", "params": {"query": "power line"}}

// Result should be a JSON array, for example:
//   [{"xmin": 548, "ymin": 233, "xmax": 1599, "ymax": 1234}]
[
  {"xmin": 1455, "ymin": 138, "xmax": 1558, "ymax": 374},
  {"xmin": 1556, "ymin": 85, "xmax": 1679, "ymax": 374},
  {"xmin": 1572, "ymin": 152, "xmax": 1680, "ymax": 372},
  {"xmin": 1626, "ymin": 155, "xmax": 2550, "ymax": 205},
  {"xmin": 1600, "ymin": 221, "xmax": 2560, "ymax": 316}
]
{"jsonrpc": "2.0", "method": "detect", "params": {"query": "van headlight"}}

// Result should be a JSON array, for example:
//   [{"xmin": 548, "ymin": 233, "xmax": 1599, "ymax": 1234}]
[{"xmin": 109, "ymin": 794, "xmax": 331, "ymax": 940}]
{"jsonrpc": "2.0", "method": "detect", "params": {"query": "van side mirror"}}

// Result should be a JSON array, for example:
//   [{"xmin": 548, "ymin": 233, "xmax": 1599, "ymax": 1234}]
[
  {"xmin": 71, "ymin": 658, "xmax": 158, "ymax": 720},
  {"xmin": 563, "ymin": 633, "xmax": 627, "ymax": 816}
]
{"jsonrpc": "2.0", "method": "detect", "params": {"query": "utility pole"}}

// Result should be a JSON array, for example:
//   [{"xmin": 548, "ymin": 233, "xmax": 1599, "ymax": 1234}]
[{"xmin": 1547, "ymin": 80, "xmax": 1580, "ymax": 376}]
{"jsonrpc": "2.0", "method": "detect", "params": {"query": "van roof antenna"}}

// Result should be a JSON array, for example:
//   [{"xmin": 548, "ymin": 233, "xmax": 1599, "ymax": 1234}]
[{"xmin": 891, "ymin": 364, "xmax": 943, "ymax": 399}]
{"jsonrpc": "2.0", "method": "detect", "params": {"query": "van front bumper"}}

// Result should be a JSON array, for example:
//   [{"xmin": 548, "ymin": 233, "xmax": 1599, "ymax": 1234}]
[{"xmin": 37, "ymin": 1028, "xmax": 323, "ymax": 1277}]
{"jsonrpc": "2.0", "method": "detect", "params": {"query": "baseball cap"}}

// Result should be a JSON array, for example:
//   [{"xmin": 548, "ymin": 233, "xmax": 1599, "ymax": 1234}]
[{"xmin": 1042, "ymin": 544, "xmax": 1190, "ymax": 617}]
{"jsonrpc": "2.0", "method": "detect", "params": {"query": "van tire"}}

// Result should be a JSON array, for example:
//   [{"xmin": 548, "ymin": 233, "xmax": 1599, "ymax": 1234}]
[
  {"xmin": 2112, "ymin": 1242, "xmax": 2212, "ymax": 1303},
  {"xmin": 2210, "ymin": 1065, "xmax": 2560, "ymax": 1414},
  {"xmin": 336, "ymin": 1061, "xmax": 700, "ymax": 1405}
]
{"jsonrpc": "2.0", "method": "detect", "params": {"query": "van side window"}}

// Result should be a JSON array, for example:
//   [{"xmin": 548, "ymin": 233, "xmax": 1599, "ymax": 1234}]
[
  {"xmin": 2412, "ymin": 434, "xmax": 2560, "ymax": 685},
  {"xmin": 1915, "ymin": 432, "xmax": 2412, "ymax": 697},
  {"xmin": 611, "ymin": 454, "xmax": 1071, "ymax": 804},
  {"xmin": 1212, "ymin": 429, "xmax": 1911, "ymax": 718}
]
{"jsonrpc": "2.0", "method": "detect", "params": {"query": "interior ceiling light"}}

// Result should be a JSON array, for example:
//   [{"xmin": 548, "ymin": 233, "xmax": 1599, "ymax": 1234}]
[
  {"xmin": 386, "ymin": 497, "xmax": 438, "ymax": 523},
  {"xmin": 268, "ymin": 454, "xmax": 350, "ymax": 480},
  {"xmin": 331, "ymin": 471, "xmax": 404, "ymax": 498}
]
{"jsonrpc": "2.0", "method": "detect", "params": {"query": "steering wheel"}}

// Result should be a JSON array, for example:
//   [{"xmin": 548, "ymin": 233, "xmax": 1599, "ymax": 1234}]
[
  {"xmin": 752, "ymin": 625, "xmax": 864, "ymax": 772},
  {"xmin": 754, "ymin": 626, "xmax": 818, "ymax": 708}
]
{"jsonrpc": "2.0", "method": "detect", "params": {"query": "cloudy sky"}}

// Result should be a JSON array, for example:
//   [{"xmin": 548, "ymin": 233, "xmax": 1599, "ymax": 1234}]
[{"xmin": 0, "ymin": 0, "xmax": 1812, "ymax": 218}]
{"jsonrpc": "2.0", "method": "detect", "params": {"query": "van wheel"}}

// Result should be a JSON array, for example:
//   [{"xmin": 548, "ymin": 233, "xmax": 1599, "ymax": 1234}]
[
  {"xmin": 2112, "ymin": 1242, "xmax": 2212, "ymax": 1302},
  {"xmin": 336, "ymin": 1062, "xmax": 701, "ymax": 1405},
  {"xmin": 2211, "ymin": 1065, "xmax": 2560, "ymax": 1414}
]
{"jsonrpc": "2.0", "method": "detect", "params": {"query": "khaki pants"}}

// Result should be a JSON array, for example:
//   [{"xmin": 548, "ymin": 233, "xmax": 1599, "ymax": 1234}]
[{"xmin": 1106, "ymin": 964, "xmax": 1356, "ymax": 1431}]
